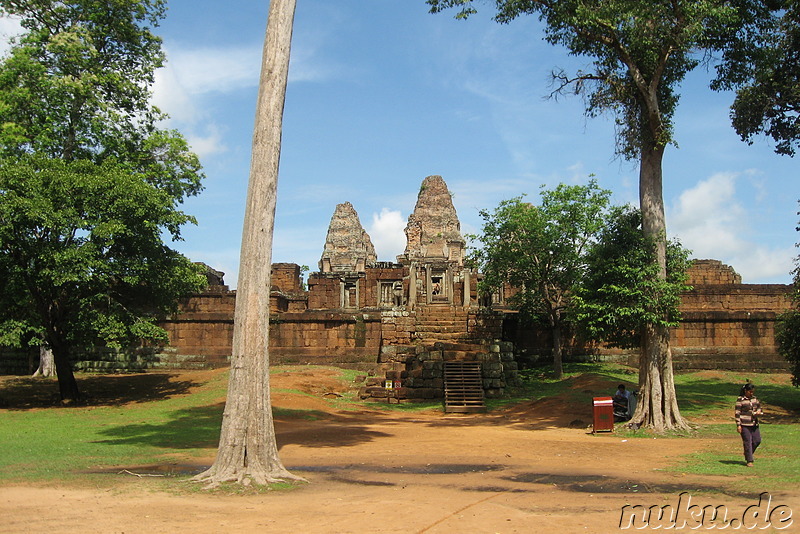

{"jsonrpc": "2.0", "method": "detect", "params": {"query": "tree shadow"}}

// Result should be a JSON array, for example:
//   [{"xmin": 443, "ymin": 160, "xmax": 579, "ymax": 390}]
[
  {"xmin": 0, "ymin": 373, "xmax": 200, "ymax": 409},
  {"xmin": 676, "ymin": 377, "xmax": 800, "ymax": 422},
  {"xmin": 92, "ymin": 404, "xmax": 391, "ymax": 451},
  {"xmin": 93, "ymin": 403, "xmax": 225, "ymax": 449}
]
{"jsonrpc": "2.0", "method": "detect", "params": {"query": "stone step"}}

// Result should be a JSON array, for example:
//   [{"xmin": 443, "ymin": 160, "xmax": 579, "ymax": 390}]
[{"xmin": 433, "ymin": 342, "xmax": 487, "ymax": 351}]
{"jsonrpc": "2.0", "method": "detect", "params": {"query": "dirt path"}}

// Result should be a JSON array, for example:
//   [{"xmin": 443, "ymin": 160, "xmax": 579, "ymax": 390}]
[{"xmin": 1, "ymin": 369, "xmax": 797, "ymax": 533}]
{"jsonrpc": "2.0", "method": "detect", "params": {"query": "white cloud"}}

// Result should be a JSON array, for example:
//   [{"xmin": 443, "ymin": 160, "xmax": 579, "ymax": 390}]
[
  {"xmin": 369, "ymin": 208, "xmax": 406, "ymax": 262},
  {"xmin": 169, "ymin": 46, "xmax": 261, "ymax": 95},
  {"xmin": 669, "ymin": 172, "xmax": 743, "ymax": 257},
  {"xmin": 152, "ymin": 38, "xmax": 341, "ymax": 159},
  {"xmin": 669, "ymin": 172, "xmax": 794, "ymax": 283},
  {"xmin": 727, "ymin": 246, "xmax": 796, "ymax": 283},
  {"xmin": 153, "ymin": 45, "xmax": 261, "ymax": 124},
  {"xmin": 289, "ymin": 45, "xmax": 342, "ymax": 83},
  {"xmin": 186, "ymin": 125, "xmax": 227, "ymax": 160}
]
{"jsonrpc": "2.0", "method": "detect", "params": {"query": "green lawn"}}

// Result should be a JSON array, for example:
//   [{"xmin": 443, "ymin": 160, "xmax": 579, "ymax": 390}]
[{"xmin": 0, "ymin": 370, "xmax": 228, "ymax": 483}]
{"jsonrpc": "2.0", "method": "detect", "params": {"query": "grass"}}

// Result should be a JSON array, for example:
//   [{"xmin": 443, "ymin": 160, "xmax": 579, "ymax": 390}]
[
  {"xmin": 0, "ymin": 363, "xmax": 798, "ymax": 496},
  {"xmin": 0, "ymin": 370, "xmax": 229, "ymax": 484},
  {"xmin": 0, "ymin": 365, "xmax": 355, "ymax": 484},
  {"xmin": 676, "ymin": 424, "xmax": 800, "ymax": 483}
]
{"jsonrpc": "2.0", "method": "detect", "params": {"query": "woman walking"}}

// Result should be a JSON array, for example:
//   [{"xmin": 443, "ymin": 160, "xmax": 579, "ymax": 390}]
[{"xmin": 735, "ymin": 383, "xmax": 763, "ymax": 467}]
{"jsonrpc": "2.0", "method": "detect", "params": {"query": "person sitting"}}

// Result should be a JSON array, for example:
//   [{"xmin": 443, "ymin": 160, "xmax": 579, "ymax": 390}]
[{"xmin": 613, "ymin": 384, "xmax": 631, "ymax": 421}]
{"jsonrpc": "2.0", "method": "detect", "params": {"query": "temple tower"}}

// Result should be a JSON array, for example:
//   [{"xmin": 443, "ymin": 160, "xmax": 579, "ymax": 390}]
[
  {"xmin": 399, "ymin": 175, "xmax": 470, "ymax": 307},
  {"xmin": 319, "ymin": 201, "xmax": 376, "ymax": 273}
]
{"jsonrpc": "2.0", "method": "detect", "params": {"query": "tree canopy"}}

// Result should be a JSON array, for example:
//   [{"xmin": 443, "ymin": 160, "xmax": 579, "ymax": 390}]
[
  {"xmin": 714, "ymin": 0, "xmax": 800, "ymax": 156},
  {"xmin": 470, "ymin": 180, "xmax": 611, "ymax": 379},
  {"xmin": 573, "ymin": 206, "xmax": 692, "ymax": 350},
  {"xmin": 0, "ymin": 0, "xmax": 205, "ymax": 401},
  {"xmin": 775, "ymin": 205, "xmax": 800, "ymax": 386},
  {"xmin": 0, "ymin": 0, "xmax": 202, "ymax": 198}
]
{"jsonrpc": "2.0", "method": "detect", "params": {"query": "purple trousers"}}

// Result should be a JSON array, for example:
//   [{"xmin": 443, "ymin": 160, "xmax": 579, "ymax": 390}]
[{"xmin": 740, "ymin": 425, "xmax": 761, "ymax": 463}]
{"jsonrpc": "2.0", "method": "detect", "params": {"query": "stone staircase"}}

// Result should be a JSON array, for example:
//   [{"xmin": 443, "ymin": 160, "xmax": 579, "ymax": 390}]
[
  {"xmin": 360, "ymin": 305, "xmax": 518, "ymax": 404},
  {"xmin": 413, "ymin": 305, "xmax": 472, "ymax": 345},
  {"xmin": 443, "ymin": 361, "xmax": 485, "ymax": 413}
]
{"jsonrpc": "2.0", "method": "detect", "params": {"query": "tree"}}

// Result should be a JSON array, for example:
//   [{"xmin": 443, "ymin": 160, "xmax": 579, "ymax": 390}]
[
  {"xmin": 0, "ymin": 0, "xmax": 205, "ymax": 401},
  {"xmin": 193, "ymin": 0, "xmax": 302, "ymax": 487},
  {"xmin": 713, "ymin": 0, "xmax": 800, "ymax": 156},
  {"xmin": 428, "ymin": 0, "xmax": 747, "ymax": 431},
  {"xmin": 0, "ymin": 0, "xmax": 202, "ymax": 199},
  {"xmin": 471, "ymin": 181, "xmax": 611, "ymax": 379},
  {"xmin": 0, "ymin": 156, "xmax": 206, "ymax": 401},
  {"xmin": 573, "ymin": 207, "xmax": 693, "ymax": 425},
  {"xmin": 775, "ymin": 311, "xmax": 800, "ymax": 386}
]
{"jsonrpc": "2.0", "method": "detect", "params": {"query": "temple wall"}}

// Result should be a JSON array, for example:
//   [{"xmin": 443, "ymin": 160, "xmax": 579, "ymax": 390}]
[
  {"xmin": 1, "ymin": 258, "xmax": 794, "ymax": 375},
  {"xmin": 306, "ymin": 274, "xmax": 343, "ymax": 309},
  {"xmin": 268, "ymin": 311, "xmax": 383, "ymax": 367},
  {"xmin": 157, "ymin": 290, "xmax": 235, "ymax": 368},
  {"xmin": 271, "ymin": 263, "xmax": 303, "ymax": 293},
  {"xmin": 156, "ymin": 274, "xmax": 791, "ymax": 373},
  {"xmin": 507, "ymin": 260, "xmax": 794, "ymax": 371}
]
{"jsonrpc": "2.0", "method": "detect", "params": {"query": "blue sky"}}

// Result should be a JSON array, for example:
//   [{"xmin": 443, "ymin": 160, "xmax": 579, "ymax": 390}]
[{"xmin": 4, "ymin": 1, "xmax": 799, "ymax": 287}]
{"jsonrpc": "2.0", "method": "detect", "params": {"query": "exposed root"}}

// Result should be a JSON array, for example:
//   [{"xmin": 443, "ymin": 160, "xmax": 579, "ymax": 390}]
[{"xmin": 191, "ymin": 466, "xmax": 308, "ymax": 490}]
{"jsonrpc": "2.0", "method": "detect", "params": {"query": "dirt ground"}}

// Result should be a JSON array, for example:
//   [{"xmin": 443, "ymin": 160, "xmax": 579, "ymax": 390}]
[{"xmin": 1, "ymin": 368, "xmax": 798, "ymax": 533}]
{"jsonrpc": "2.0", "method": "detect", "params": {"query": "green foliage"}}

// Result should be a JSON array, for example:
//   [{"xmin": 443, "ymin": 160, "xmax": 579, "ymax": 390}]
[
  {"xmin": 775, "ymin": 311, "xmax": 800, "ymax": 387},
  {"xmin": 0, "ymin": 155, "xmax": 207, "ymax": 355},
  {"xmin": 572, "ymin": 205, "xmax": 692, "ymax": 349},
  {"xmin": 0, "ymin": 0, "xmax": 205, "ymax": 399},
  {"xmin": 471, "ymin": 180, "xmax": 611, "ymax": 323},
  {"xmin": 713, "ymin": 0, "xmax": 800, "ymax": 156},
  {"xmin": 0, "ymin": 0, "xmax": 203, "ymax": 199},
  {"xmin": 469, "ymin": 180, "xmax": 612, "ymax": 377},
  {"xmin": 774, "ymin": 205, "xmax": 800, "ymax": 386}
]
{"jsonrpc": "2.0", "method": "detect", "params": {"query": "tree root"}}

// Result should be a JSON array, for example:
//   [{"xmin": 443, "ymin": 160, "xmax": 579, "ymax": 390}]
[{"xmin": 191, "ymin": 467, "xmax": 308, "ymax": 490}]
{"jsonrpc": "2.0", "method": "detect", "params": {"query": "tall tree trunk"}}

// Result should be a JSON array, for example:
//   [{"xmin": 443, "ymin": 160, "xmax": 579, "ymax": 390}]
[
  {"xmin": 193, "ymin": 0, "xmax": 303, "ymax": 487},
  {"xmin": 631, "ymin": 144, "xmax": 688, "ymax": 431}
]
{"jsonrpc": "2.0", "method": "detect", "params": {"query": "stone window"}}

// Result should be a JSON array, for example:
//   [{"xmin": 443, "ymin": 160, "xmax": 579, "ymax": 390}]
[{"xmin": 340, "ymin": 278, "xmax": 359, "ymax": 309}]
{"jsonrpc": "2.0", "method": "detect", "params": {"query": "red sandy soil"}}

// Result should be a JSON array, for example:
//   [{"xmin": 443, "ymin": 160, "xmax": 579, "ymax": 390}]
[{"xmin": 1, "ymin": 368, "xmax": 798, "ymax": 533}]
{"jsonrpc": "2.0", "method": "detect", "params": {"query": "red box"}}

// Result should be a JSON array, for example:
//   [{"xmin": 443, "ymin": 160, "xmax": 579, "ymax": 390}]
[{"xmin": 592, "ymin": 397, "xmax": 615, "ymax": 433}]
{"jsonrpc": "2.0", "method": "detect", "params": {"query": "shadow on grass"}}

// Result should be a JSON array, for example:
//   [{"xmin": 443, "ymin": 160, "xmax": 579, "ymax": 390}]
[
  {"xmin": 91, "ymin": 403, "xmax": 223, "ymax": 449},
  {"xmin": 0, "ymin": 373, "xmax": 201, "ymax": 409},
  {"xmin": 676, "ymin": 377, "xmax": 800, "ymax": 422},
  {"xmin": 93, "ymin": 403, "xmax": 392, "ymax": 451}
]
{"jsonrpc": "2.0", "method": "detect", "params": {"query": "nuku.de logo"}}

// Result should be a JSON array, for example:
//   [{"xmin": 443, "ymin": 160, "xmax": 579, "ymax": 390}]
[{"xmin": 619, "ymin": 492, "xmax": 793, "ymax": 530}]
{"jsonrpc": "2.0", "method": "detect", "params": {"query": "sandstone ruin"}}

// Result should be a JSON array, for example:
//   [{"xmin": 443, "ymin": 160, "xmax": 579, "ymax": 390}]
[
  {"xmin": 1, "ymin": 175, "xmax": 792, "ymax": 407},
  {"xmin": 149, "ymin": 175, "xmax": 793, "ymax": 406}
]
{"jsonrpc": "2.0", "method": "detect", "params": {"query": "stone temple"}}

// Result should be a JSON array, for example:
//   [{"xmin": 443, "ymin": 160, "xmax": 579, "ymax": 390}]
[
  {"xmin": 3, "ymin": 175, "xmax": 791, "ymax": 408},
  {"xmin": 158, "ymin": 174, "xmax": 792, "ymax": 406}
]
